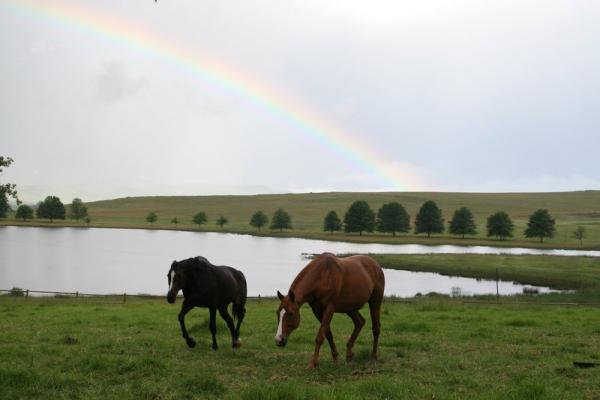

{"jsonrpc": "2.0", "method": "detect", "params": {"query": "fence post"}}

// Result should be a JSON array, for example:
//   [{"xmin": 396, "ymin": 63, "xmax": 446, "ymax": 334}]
[
  {"xmin": 76, "ymin": 291, "xmax": 79, "ymax": 298},
  {"xmin": 123, "ymin": 292, "xmax": 126, "ymax": 304},
  {"xmin": 26, "ymin": 289, "xmax": 29, "ymax": 299},
  {"xmin": 496, "ymin": 268, "xmax": 499, "ymax": 303}
]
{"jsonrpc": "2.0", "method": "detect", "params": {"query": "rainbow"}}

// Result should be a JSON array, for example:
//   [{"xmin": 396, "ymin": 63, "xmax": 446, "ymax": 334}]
[{"xmin": 3, "ymin": 0, "xmax": 427, "ymax": 191}]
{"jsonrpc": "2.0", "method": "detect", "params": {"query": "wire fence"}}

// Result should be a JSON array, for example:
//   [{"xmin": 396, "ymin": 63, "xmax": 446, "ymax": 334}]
[
  {"xmin": 0, "ymin": 288, "xmax": 278, "ymax": 304},
  {"xmin": 3, "ymin": 288, "xmax": 600, "ymax": 307},
  {"xmin": 0, "ymin": 288, "xmax": 418, "ymax": 304}
]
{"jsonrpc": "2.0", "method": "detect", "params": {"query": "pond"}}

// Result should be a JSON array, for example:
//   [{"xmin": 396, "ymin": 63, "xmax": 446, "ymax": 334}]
[{"xmin": 2, "ymin": 226, "xmax": 593, "ymax": 297}]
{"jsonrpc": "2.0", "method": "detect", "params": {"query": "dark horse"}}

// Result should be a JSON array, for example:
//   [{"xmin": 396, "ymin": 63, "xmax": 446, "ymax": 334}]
[
  {"xmin": 167, "ymin": 256, "xmax": 247, "ymax": 350},
  {"xmin": 275, "ymin": 253, "xmax": 385, "ymax": 368}
]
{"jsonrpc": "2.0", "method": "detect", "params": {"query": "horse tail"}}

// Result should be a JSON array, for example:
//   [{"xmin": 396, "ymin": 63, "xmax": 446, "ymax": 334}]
[{"xmin": 232, "ymin": 271, "xmax": 247, "ymax": 324}]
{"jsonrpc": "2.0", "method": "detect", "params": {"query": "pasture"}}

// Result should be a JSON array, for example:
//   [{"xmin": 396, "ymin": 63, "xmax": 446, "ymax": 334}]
[
  {"xmin": 1, "ymin": 296, "xmax": 600, "ymax": 399},
  {"xmin": 4, "ymin": 191, "xmax": 600, "ymax": 249},
  {"xmin": 373, "ymin": 254, "xmax": 600, "ymax": 293}
]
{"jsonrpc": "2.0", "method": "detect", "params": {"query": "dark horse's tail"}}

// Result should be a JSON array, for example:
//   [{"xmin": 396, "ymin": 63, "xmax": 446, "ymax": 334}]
[{"xmin": 232, "ymin": 270, "xmax": 247, "ymax": 329}]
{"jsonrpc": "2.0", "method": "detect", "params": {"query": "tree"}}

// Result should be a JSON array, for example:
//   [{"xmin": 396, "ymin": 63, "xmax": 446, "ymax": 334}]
[
  {"xmin": 270, "ymin": 208, "xmax": 292, "ymax": 232},
  {"xmin": 216, "ymin": 215, "xmax": 228, "ymax": 229},
  {"xmin": 146, "ymin": 212, "xmax": 158, "ymax": 225},
  {"xmin": 250, "ymin": 211, "xmax": 268, "ymax": 231},
  {"xmin": 344, "ymin": 200, "xmax": 375, "ymax": 235},
  {"xmin": 84, "ymin": 217, "xmax": 91, "ymax": 226},
  {"xmin": 171, "ymin": 217, "xmax": 179, "ymax": 225},
  {"xmin": 0, "ymin": 156, "xmax": 19, "ymax": 218},
  {"xmin": 376, "ymin": 202, "xmax": 410, "ymax": 237},
  {"xmin": 192, "ymin": 212, "xmax": 207, "ymax": 227},
  {"xmin": 571, "ymin": 225, "xmax": 586, "ymax": 247},
  {"xmin": 414, "ymin": 200, "xmax": 444, "ymax": 238},
  {"xmin": 323, "ymin": 210, "xmax": 342, "ymax": 234},
  {"xmin": 15, "ymin": 204, "xmax": 34, "ymax": 221},
  {"xmin": 0, "ymin": 195, "xmax": 9, "ymax": 218},
  {"xmin": 69, "ymin": 198, "xmax": 88, "ymax": 222},
  {"xmin": 448, "ymin": 207, "xmax": 477, "ymax": 239},
  {"xmin": 524, "ymin": 209, "xmax": 556, "ymax": 243},
  {"xmin": 486, "ymin": 211, "xmax": 514, "ymax": 240},
  {"xmin": 36, "ymin": 196, "xmax": 66, "ymax": 222}
]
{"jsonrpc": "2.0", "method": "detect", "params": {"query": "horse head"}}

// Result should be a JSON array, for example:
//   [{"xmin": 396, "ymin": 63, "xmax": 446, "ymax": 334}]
[
  {"xmin": 274, "ymin": 290, "xmax": 300, "ymax": 347},
  {"xmin": 166, "ymin": 260, "xmax": 183, "ymax": 303}
]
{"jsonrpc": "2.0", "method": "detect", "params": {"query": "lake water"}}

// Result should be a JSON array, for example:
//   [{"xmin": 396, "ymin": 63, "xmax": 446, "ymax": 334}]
[{"xmin": 2, "ymin": 226, "xmax": 595, "ymax": 297}]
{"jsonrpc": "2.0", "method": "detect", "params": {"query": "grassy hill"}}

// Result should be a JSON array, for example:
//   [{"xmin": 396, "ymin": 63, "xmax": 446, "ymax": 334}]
[{"xmin": 4, "ymin": 191, "xmax": 600, "ymax": 249}]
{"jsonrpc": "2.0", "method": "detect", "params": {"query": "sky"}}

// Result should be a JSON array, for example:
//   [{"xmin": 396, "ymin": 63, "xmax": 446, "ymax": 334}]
[{"xmin": 1, "ymin": 0, "xmax": 599, "ymax": 202}]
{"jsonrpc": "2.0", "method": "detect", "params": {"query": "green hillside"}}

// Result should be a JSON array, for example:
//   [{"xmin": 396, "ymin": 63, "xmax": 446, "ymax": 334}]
[{"xmin": 4, "ymin": 191, "xmax": 600, "ymax": 249}]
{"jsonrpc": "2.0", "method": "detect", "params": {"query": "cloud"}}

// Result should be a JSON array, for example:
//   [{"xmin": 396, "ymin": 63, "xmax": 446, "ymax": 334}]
[
  {"xmin": 455, "ymin": 174, "xmax": 600, "ymax": 193},
  {"xmin": 95, "ymin": 62, "xmax": 145, "ymax": 104}
]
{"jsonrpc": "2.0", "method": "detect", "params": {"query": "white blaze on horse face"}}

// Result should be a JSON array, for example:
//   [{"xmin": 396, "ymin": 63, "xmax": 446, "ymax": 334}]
[
  {"xmin": 275, "ymin": 309, "xmax": 286, "ymax": 342},
  {"xmin": 169, "ymin": 270, "xmax": 175, "ymax": 291}
]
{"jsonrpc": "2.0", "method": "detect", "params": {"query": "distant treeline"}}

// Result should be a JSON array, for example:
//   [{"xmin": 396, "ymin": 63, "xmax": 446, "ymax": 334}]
[{"xmin": 4, "ymin": 194, "xmax": 588, "ymax": 245}]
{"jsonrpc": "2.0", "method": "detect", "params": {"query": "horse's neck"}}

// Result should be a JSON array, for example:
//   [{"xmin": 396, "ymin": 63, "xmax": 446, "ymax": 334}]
[{"xmin": 290, "ymin": 263, "xmax": 321, "ymax": 305}]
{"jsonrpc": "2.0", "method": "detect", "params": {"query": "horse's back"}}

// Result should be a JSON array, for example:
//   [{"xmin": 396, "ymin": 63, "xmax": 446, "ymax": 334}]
[
  {"xmin": 217, "ymin": 265, "xmax": 247, "ymax": 304},
  {"xmin": 318, "ymin": 254, "xmax": 384, "ymax": 311},
  {"xmin": 184, "ymin": 261, "xmax": 246, "ymax": 307}
]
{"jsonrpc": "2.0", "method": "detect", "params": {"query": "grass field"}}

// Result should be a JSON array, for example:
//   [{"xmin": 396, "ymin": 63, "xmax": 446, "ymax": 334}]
[
  {"xmin": 1, "ymin": 296, "xmax": 600, "ymax": 399},
  {"xmin": 3, "ymin": 190, "xmax": 600, "ymax": 249},
  {"xmin": 372, "ymin": 254, "xmax": 600, "ymax": 292}
]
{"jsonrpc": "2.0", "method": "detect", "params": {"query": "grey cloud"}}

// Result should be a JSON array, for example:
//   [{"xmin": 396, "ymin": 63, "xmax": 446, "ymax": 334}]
[{"xmin": 96, "ymin": 62, "xmax": 146, "ymax": 104}]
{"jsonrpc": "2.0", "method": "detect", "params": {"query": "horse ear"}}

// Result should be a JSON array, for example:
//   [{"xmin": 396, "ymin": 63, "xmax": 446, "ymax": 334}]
[
  {"xmin": 289, "ymin": 290, "xmax": 295, "ymax": 303},
  {"xmin": 277, "ymin": 290, "xmax": 284, "ymax": 301}
]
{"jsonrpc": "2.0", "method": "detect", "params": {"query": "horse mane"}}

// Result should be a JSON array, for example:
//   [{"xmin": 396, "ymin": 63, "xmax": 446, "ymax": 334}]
[{"xmin": 193, "ymin": 256, "xmax": 212, "ymax": 266}]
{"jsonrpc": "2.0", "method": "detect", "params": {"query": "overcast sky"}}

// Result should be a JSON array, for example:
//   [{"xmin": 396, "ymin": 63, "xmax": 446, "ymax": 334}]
[{"xmin": 1, "ymin": 0, "xmax": 599, "ymax": 202}]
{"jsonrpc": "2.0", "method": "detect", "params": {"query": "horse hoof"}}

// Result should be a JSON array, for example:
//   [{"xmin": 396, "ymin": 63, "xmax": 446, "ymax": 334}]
[
  {"xmin": 233, "ymin": 340, "xmax": 242, "ymax": 348},
  {"xmin": 346, "ymin": 353, "xmax": 354, "ymax": 362},
  {"xmin": 186, "ymin": 338, "xmax": 196, "ymax": 348},
  {"xmin": 306, "ymin": 361, "xmax": 317, "ymax": 370},
  {"xmin": 211, "ymin": 345, "xmax": 219, "ymax": 351}
]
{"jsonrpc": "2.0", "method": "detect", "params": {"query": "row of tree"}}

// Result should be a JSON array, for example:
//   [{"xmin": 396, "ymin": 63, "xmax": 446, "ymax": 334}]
[
  {"xmin": 11, "ymin": 196, "xmax": 89, "ymax": 223},
  {"xmin": 146, "ymin": 209, "xmax": 294, "ymax": 232},
  {"xmin": 323, "ymin": 200, "xmax": 563, "ymax": 243},
  {"xmin": 147, "ymin": 200, "xmax": 566, "ymax": 243},
  {"xmin": 2, "ymin": 193, "xmax": 579, "ymax": 244}
]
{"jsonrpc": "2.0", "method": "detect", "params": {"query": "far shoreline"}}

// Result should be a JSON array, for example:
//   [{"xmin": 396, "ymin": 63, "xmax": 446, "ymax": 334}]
[{"xmin": 2, "ymin": 220, "xmax": 599, "ymax": 251}]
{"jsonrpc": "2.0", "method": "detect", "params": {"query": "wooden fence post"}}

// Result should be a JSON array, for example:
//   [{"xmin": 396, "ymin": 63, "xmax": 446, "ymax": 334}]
[
  {"xmin": 123, "ymin": 292, "xmax": 126, "ymax": 304},
  {"xmin": 26, "ymin": 289, "xmax": 29, "ymax": 299},
  {"xmin": 496, "ymin": 268, "xmax": 499, "ymax": 303}
]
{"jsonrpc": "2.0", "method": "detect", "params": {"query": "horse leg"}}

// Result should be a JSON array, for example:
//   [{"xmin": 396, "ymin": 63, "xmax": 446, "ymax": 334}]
[
  {"xmin": 345, "ymin": 310, "xmax": 365, "ymax": 362},
  {"xmin": 209, "ymin": 306, "xmax": 218, "ymax": 351},
  {"xmin": 310, "ymin": 303, "xmax": 338, "ymax": 361},
  {"xmin": 178, "ymin": 300, "xmax": 196, "ymax": 348},
  {"xmin": 218, "ymin": 306, "xmax": 238, "ymax": 348},
  {"xmin": 368, "ymin": 298, "xmax": 382, "ymax": 361},
  {"xmin": 308, "ymin": 305, "xmax": 335, "ymax": 369}
]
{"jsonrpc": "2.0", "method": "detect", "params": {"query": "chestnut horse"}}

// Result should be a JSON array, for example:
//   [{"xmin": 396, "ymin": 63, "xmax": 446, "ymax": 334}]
[{"xmin": 275, "ymin": 253, "xmax": 385, "ymax": 368}]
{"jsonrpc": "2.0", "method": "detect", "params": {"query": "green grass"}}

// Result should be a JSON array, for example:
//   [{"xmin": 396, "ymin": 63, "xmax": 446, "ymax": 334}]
[
  {"xmin": 373, "ymin": 254, "xmax": 600, "ymax": 292},
  {"xmin": 3, "ymin": 190, "xmax": 600, "ymax": 249},
  {"xmin": 1, "ymin": 297, "xmax": 600, "ymax": 399}
]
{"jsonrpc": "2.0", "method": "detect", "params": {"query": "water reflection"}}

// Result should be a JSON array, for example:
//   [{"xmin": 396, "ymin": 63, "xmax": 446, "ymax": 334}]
[{"xmin": 1, "ymin": 227, "xmax": 589, "ymax": 297}]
